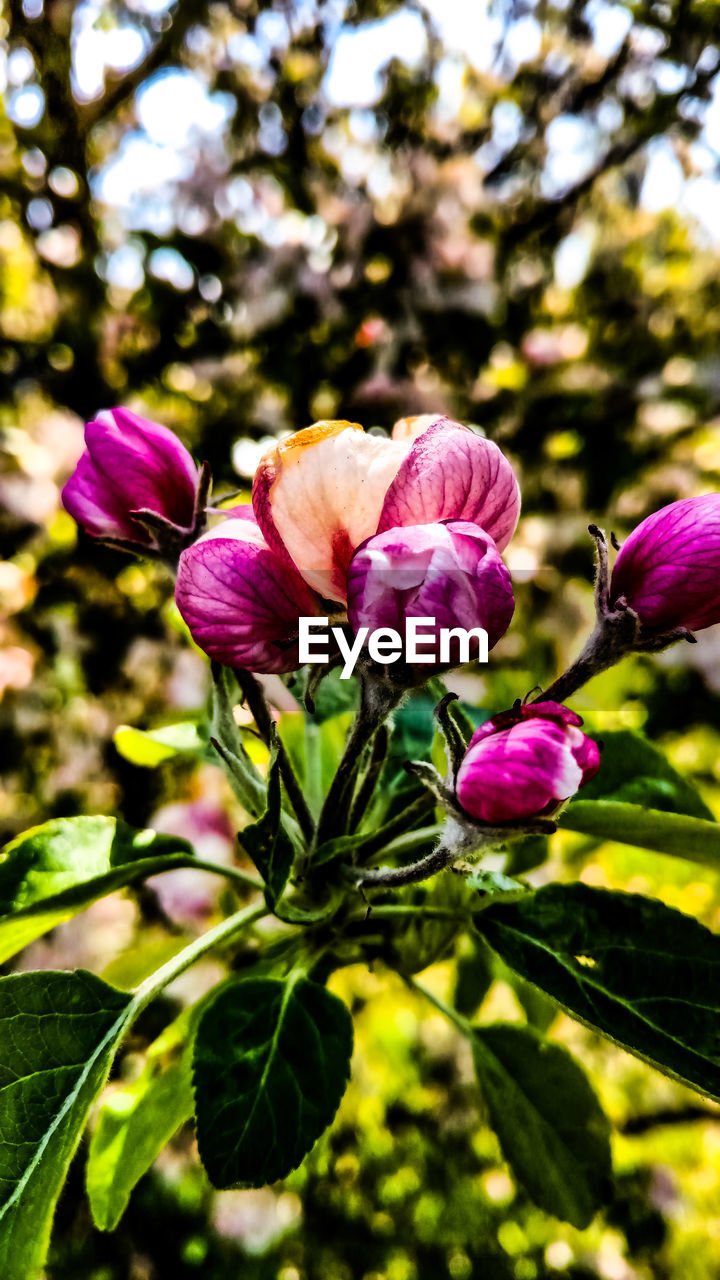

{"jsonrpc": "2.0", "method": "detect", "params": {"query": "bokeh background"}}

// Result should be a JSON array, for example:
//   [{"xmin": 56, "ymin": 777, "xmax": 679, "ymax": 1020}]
[{"xmin": 4, "ymin": 0, "xmax": 720, "ymax": 1276}]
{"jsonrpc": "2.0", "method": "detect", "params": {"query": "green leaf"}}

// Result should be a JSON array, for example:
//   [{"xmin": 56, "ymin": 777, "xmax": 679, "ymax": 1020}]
[
  {"xmin": 505, "ymin": 834, "xmax": 549, "ymax": 876},
  {"xmin": 388, "ymin": 875, "xmax": 474, "ymax": 976},
  {"xmin": 0, "ymin": 816, "xmax": 195, "ymax": 962},
  {"xmin": 0, "ymin": 970, "xmax": 135, "ymax": 1279},
  {"xmin": 466, "ymin": 868, "xmax": 527, "ymax": 899},
  {"xmin": 479, "ymin": 882, "xmax": 720, "ymax": 1101},
  {"xmin": 472, "ymin": 1023, "xmax": 611, "ymax": 1228},
  {"xmin": 453, "ymin": 934, "xmax": 494, "ymax": 1018},
  {"xmin": 193, "ymin": 974, "xmax": 353, "ymax": 1188},
  {"xmin": 240, "ymin": 739, "xmax": 295, "ymax": 908},
  {"xmin": 210, "ymin": 665, "xmax": 266, "ymax": 818},
  {"xmin": 577, "ymin": 729, "xmax": 714, "ymax": 819},
  {"xmin": 279, "ymin": 709, "xmax": 354, "ymax": 814},
  {"xmin": 87, "ymin": 1001, "xmax": 203, "ymax": 1230},
  {"xmin": 113, "ymin": 721, "xmax": 208, "ymax": 767},
  {"xmin": 560, "ymin": 801, "xmax": 720, "ymax": 869}
]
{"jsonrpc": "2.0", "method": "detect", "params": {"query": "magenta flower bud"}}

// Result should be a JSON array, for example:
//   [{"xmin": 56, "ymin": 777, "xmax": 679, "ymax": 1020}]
[
  {"xmin": 346, "ymin": 520, "xmax": 515, "ymax": 667},
  {"xmin": 62, "ymin": 408, "xmax": 200, "ymax": 548},
  {"xmin": 610, "ymin": 495, "xmax": 720, "ymax": 635},
  {"xmin": 456, "ymin": 701, "xmax": 600, "ymax": 824},
  {"xmin": 175, "ymin": 513, "xmax": 322, "ymax": 674}
]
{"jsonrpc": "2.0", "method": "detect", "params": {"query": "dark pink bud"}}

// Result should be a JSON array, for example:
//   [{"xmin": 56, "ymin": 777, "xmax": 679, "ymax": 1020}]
[
  {"xmin": 346, "ymin": 520, "xmax": 514, "ymax": 665},
  {"xmin": 175, "ymin": 513, "xmax": 322, "ymax": 674},
  {"xmin": 62, "ymin": 408, "xmax": 200, "ymax": 547},
  {"xmin": 610, "ymin": 495, "xmax": 720, "ymax": 634},
  {"xmin": 456, "ymin": 701, "xmax": 600, "ymax": 824}
]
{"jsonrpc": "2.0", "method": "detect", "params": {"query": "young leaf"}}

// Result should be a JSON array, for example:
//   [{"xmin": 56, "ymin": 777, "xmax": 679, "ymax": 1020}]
[
  {"xmin": 113, "ymin": 721, "xmax": 209, "ymax": 768},
  {"xmin": 466, "ymin": 868, "xmax": 527, "ymax": 899},
  {"xmin": 478, "ymin": 883, "xmax": 720, "ymax": 1101},
  {"xmin": 0, "ymin": 970, "xmax": 135, "ymax": 1280},
  {"xmin": 472, "ymin": 1023, "xmax": 612, "ymax": 1228},
  {"xmin": 576, "ymin": 729, "xmax": 714, "ymax": 820},
  {"xmin": 0, "ymin": 816, "xmax": 195, "ymax": 963},
  {"xmin": 193, "ymin": 974, "xmax": 353, "ymax": 1188},
  {"xmin": 87, "ymin": 999, "xmax": 206, "ymax": 1230},
  {"xmin": 560, "ymin": 801, "xmax": 720, "ymax": 869},
  {"xmin": 240, "ymin": 738, "xmax": 295, "ymax": 907},
  {"xmin": 210, "ymin": 664, "xmax": 266, "ymax": 818}
]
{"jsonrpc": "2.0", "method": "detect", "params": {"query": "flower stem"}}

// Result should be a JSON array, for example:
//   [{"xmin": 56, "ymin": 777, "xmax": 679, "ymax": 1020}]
[
  {"xmin": 133, "ymin": 900, "xmax": 269, "ymax": 1012},
  {"xmin": 191, "ymin": 858, "xmax": 264, "ymax": 892},
  {"xmin": 350, "ymin": 794, "xmax": 436, "ymax": 862},
  {"xmin": 235, "ymin": 669, "xmax": 315, "ymax": 843},
  {"xmin": 405, "ymin": 974, "xmax": 472, "ymax": 1035},
  {"xmin": 316, "ymin": 677, "xmax": 401, "ymax": 847},
  {"xmin": 348, "ymin": 839, "xmax": 456, "ymax": 888},
  {"xmin": 534, "ymin": 525, "xmax": 639, "ymax": 705}
]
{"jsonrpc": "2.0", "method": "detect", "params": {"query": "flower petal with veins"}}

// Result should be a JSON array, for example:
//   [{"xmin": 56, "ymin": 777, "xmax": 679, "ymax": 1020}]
[
  {"xmin": 175, "ymin": 517, "xmax": 322, "ymax": 674},
  {"xmin": 378, "ymin": 417, "xmax": 520, "ymax": 552},
  {"xmin": 252, "ymin": 420, "xmax": 408, "ymax": 602}
]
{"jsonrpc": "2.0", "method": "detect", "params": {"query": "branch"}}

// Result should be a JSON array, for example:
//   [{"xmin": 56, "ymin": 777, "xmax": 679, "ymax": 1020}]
[
  {"xmin": 79, "ymin": 0, "xmax": 211, "ymax": 133},
  {"xmin": 503, "ymin": 59, "xmax": 719, "ymax": 250}
]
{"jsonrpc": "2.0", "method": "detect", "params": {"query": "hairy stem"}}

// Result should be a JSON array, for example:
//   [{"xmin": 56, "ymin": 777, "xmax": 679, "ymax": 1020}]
[
  {"xmin": 350, "ymin": 794, "xmax": 436, "ymax": 863},
  {"xmin": 349, "ymin": 839, "xmax": 456, "ymax": 888},
  {"xmin": 534, "ymin": 525, "xmax": 638, "ymax": 705}
]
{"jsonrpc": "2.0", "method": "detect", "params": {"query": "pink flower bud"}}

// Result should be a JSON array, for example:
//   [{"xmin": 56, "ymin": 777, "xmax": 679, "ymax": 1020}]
[
  {"xmin": 62, "ymin": 408, "xmax": 200, "ymax": 547},
  {"xmin": 346, "ymin": 520, "xmax": 515, "ymax": 665},
  {"xmin": 456, "ymin": 701, "xmax": 600, "ymax": 824},
  {"xmin": 175, "ymin": 512, "xmax": 322, "ymax": 674},
  {"xmin": 610, "ymin": 495, "xmax": 720, "ymax": 635}
]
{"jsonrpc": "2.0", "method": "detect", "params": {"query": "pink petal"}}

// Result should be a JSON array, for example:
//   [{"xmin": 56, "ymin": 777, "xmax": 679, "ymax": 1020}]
[
  {"xmin": 611, "ymin": 494, "xmax": 720, "ymax": 634},
  {"xmin": 377, "ymin": 418, "xmax": 521, "ymax": 552},
  {"xmin": 253, "ymin": 420, "xmax": 408, "ymax": 602},
  {"xmin": 175, "ymin": 518, "xmax": 321, "ymax": 674},
  {"xmin": 457, "ymin": 720, "xmax": 583, "ymax": 823},
  {"xmin": 347, "ymin": 520, "xmax": 514, "ymax": 656}
]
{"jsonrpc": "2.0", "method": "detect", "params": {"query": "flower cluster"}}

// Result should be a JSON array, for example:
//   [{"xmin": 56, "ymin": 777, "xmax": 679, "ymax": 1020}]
[
  {"xmin": 63, "ymin": 407, "xmax": 720, "ymax": 832},
  {"xmin": 175, "ymin": 415, "xmax": 520, "ymax": 675}
]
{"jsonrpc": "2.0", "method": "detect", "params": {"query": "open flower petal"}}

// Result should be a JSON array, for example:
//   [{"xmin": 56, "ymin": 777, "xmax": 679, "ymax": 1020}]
[
  {"xmin": 175, "ymin": 517, "xmax": 321, "ymax": 674},
  {"xmin": 253, "ymin": 420, "xmax": 408, "ymax": 602},
  {"xmin": 377, "ymin": 418, "xmax": 520, "ymax": 552}
]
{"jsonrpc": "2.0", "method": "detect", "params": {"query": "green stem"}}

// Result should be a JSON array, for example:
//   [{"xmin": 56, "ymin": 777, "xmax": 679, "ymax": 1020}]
[
  {"xmin": 405, "ymin": 974, "xmax": 472, "ymax": 1036},
  {"xmin": 349, "ymin": 903, "xmax": 471, "ymax": 925},
  {"xmin": 235, "ymin": 669, "xmax": 315, "ymax": 843},
  {"xmin": 352, "ymin": 795, "xmax": 436, "ymax": 862},
  {"xmin": 316, "ymin": 678, "xmax": 401, "ymax": 846},
  {"xmin": 133, "ymin": 901, "xmax": 269, "ymax": 1012},
  {"xmin": 304, "ymin": 715, "xmax": 323, "ymax": 819},
  {"xmin": 370, "ymin": 823, "xmax": 444, "ymax": 863},
  {"xmin": 190, "ymin": 859, "xmax": 264, "ymax": 893}
]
